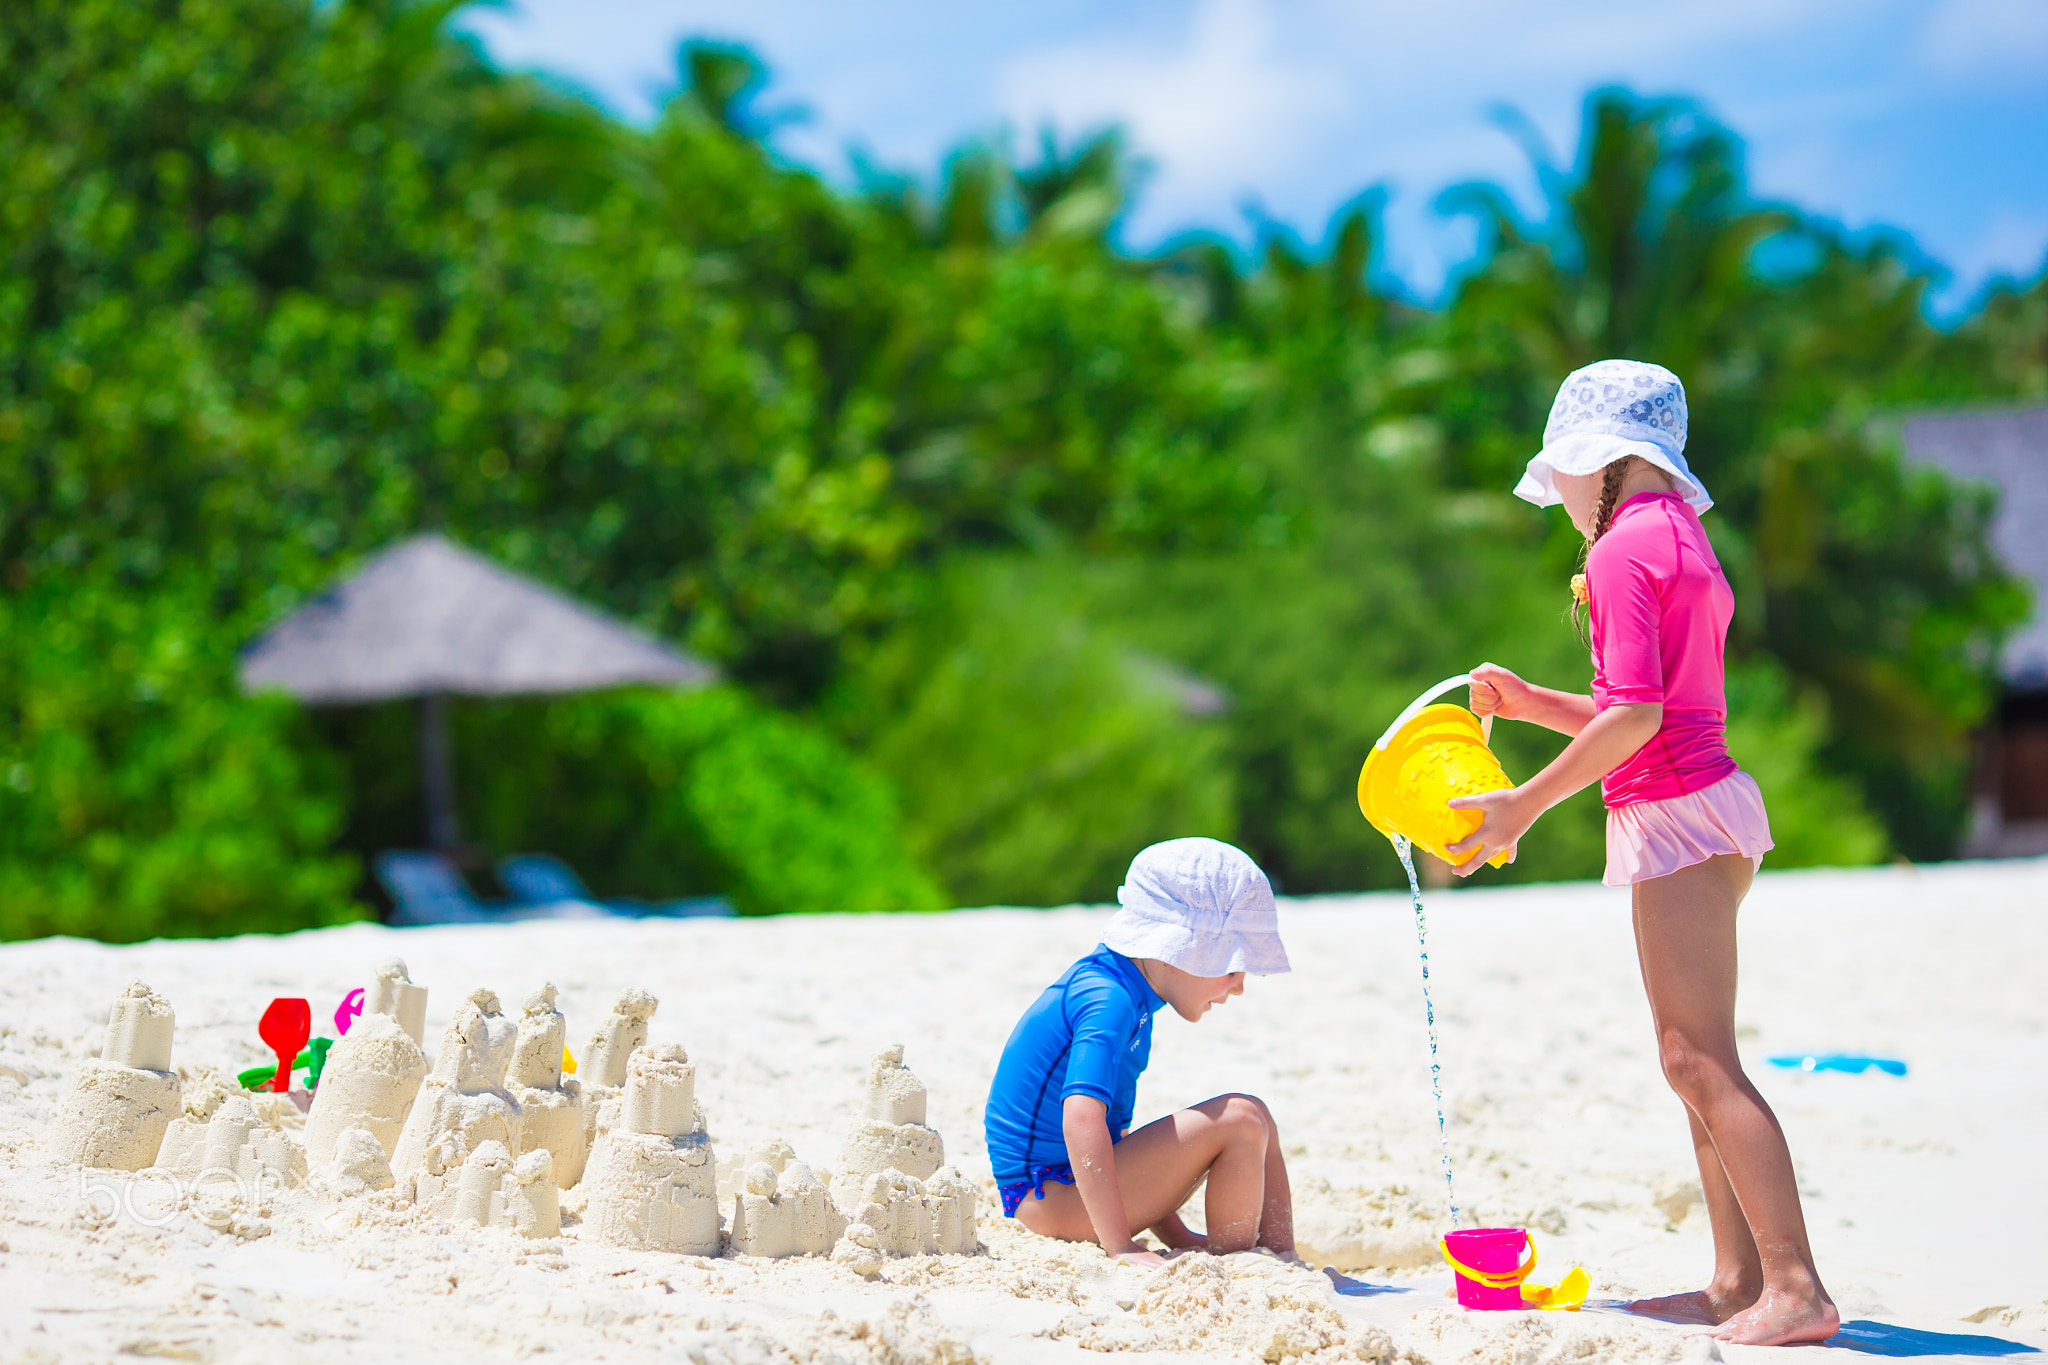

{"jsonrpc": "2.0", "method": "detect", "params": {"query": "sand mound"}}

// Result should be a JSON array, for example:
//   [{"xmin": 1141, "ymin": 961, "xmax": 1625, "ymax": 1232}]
[
  {"xmin": 1292, "ymin": 1177, "xmax": 1444, "ymax": 1272},
  {"xmin": 667, "ymin": 1297, "xmax": 979, "ymax": 1365},
  {"xmin": 1053, "ymin": 1254, "xmax": 1396, "ymax": 1363},
  {"xmin": 1406, "ymin": 1307, "xmax": 1703, "ymax": 1364}
]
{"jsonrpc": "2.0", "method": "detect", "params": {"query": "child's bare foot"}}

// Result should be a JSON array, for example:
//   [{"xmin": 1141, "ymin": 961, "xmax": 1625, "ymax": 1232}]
[
  {"xmin": 1627, "ymin": 1284, "xmax": 1757, "ymax": 1325},
  {"xmin": 1709, "ymin": 1287, "xmax": 1840, "ymax": 1346}
]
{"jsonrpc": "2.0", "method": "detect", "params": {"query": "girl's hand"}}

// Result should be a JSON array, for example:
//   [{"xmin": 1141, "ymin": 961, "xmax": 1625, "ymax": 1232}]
[
  {"xmin": 1468, "ymin": 663, "xmax": 1531, "ymax": 721},
  {"xmin": 1111, "ymin": 1244, "xmax": 1168, "ymax": 1269},
  {"xmin": 1444, "ymin": 786, "xmax": 1538, "ymax": 875}
]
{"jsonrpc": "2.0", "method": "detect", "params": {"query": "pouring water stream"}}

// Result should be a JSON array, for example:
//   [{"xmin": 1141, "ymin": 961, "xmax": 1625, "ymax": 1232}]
[
  {"xmin": 1392, "ymin": 832, "xmax": 1461, "ymax": 1229},
  {"xmin": 1370, "ymin": 673, "xmax": 1494, "ymax": 1232}
]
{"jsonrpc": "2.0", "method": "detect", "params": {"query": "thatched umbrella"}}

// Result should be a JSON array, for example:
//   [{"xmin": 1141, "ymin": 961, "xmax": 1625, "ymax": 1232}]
[{"xmin": 240, "ymin": 533, "xmax": 716, "ymax": 850}]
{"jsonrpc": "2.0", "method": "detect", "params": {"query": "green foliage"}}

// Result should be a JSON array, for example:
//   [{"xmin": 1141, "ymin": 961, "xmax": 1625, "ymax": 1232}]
[
  {"xmin": 322, "ymin": 687, "xmax": 944, "ymax": 916},
  {"xmin": 0, "ymin": 577, "xmax": 360, "ymax": 940},
  {"xmin": 457, "ymin": 688, "xmax": 944, "ymax": 915},
  {"xmin": 835, "ymin": 560, "xmax": 1235, "ymax": 908},
  {"xmin": 1724, "ymin": 663, "xmax": 1890, "ymax": 869},
  {"xmin": 1, "ymin": 9, "xmax": 2038, "ymax": 935}
]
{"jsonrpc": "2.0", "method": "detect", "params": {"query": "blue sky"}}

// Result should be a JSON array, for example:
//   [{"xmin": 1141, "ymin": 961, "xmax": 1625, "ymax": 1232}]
[{"xmin": 461, "ymin": 0, "xmax": 2048, "ymax": 313}]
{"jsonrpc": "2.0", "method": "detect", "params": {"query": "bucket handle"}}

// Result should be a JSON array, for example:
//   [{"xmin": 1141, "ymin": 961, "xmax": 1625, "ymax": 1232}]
[
  {"xmin": 1374, "ymin": 674, "xmax": 1495, "ymax": 752},
  {"xmin": 1440, "ymin": 1232, "xmax": 1539, "ymax": 1288}
]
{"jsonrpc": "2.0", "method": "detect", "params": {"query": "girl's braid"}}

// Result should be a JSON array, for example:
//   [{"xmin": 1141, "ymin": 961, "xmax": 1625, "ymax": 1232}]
[
  {"xmin": 1571, "ymin": 457, "xmax": 1636, "ymax": 639},
  {"xmin": 1591, "ymin": 458, "xmax": 1631, "ymax": 543}
]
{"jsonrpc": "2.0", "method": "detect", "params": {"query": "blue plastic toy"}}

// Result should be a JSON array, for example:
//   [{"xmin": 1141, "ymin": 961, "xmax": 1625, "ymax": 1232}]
[{"xmin": 1767, "ymin": 1053, "xmax": 1907, "ymax": 1077}]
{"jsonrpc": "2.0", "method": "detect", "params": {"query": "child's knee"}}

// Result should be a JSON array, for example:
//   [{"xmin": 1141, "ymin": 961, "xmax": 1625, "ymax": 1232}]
[
  {"xmin": 1216, "ymin": 1094, "xmax": 1274, "ymax": 1147},
  {"xmin": 1657, "ymin": 1031, "xmax": 1737, "ymax": 1101}
]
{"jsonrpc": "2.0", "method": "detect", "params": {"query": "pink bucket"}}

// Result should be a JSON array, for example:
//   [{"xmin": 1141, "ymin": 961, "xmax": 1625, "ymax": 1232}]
[{"xmin": 1442, "ymin": 1227, "xmax": 1534, "ymax": 1310}]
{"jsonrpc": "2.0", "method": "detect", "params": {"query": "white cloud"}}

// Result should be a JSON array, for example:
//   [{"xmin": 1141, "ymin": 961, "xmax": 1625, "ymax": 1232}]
[
  {"xmin": 460, "ymin": 0, "xmax": 2048, "ymax": 302},
  {"xmin": 996, "ymin": 0, "xmax": 1348, "ymax": 205},
  {"xmin": 990, "ymin": 0, "xmax": 1911, "ymax": 277}
]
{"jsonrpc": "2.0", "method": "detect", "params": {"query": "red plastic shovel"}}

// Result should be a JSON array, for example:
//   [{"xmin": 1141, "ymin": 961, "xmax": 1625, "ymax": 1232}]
[{"xmin": 258, "ymin": 998, "xmax": 312, "ymax": 1094}]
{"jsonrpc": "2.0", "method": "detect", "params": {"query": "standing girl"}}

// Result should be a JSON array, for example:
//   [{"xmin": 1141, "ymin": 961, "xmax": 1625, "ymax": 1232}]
[{"xmin": 1443, "ymin": 359, "xmax": 1838, "ymax": 1348}]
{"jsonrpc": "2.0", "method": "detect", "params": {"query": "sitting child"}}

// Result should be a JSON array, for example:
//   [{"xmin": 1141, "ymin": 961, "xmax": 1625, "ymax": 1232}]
[{"xmin": 984, "ymin": 837, "xmax": 1296, "ymax": 1268}]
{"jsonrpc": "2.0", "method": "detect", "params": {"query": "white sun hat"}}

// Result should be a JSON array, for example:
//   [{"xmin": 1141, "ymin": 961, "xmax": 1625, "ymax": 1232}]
[
  {"xmin": 1102, "ymin": 837, "xmax": 1290, "ymax": 976},
  {"xmin": 1514, "ymin": 359, "xmax": 1712, "ymax": 513}
]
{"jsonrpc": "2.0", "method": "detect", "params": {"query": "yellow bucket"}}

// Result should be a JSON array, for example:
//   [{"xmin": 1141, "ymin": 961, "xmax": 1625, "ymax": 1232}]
[{"xmin": 1358, "ymin": 685, "xmax": 1515, "ymax": 869}]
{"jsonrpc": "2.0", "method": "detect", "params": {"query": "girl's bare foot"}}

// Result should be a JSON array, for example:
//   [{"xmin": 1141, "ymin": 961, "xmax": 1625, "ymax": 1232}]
[
  {"xmin": 1627, "ymin": 1284, "xmax": 1758, "ymax": 1325},
  {"xmin": 1709, "ymin": 1287, "xmax": 1841, "ymax": 1346}
]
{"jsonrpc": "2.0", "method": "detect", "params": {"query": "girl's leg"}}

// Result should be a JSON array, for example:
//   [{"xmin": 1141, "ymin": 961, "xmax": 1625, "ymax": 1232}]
[
  {"xmin": 1627, "ymin": 889, "xmax": 1764, "ymax": 1325},
  {"xmin": 1629, "ymin": 853, "xmax": 1838, "ymax": 1347},
  {"xmin": 1015, "ymin": 1094, "xmax": 1278, "ymax": 1253}
]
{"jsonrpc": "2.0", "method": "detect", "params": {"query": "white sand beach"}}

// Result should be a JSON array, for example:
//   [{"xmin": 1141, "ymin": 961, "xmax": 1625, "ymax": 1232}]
[{"xmin": 1, "ymin": 859, "xmax": 2044, "ymax": 1365}]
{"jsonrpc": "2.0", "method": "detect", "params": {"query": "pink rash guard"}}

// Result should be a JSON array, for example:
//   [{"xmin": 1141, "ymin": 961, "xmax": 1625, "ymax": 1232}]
[{"xmin": 1587, "ymin": 491, "xmax": 1739, "ymax": 808}]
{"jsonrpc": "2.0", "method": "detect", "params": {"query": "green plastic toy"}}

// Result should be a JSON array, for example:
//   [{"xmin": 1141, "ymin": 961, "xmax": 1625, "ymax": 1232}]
[{"xmin": 236, "ymin": 1036, "xmax": 334, "ymax": 1092}]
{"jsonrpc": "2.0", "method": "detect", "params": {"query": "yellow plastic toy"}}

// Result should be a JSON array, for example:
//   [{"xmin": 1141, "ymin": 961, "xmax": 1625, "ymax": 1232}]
[
  {"xmin": 1522, "ymin": 1268, "xmax": 1591, "ymax": 1311},
  {"xmin": 1358, "ymin": 675, "xmax": 1516, "ymax": 869},
  {"xmin": 562, "ymin": 1045, "xmax": 576, "ymax": 1076}
]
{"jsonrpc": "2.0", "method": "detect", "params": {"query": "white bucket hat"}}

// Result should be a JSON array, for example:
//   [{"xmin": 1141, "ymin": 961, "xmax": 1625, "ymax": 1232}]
[
  {"xmin": 1102, "ymin": 838, "xmax": 1290, "ymax": 976},
  {"xmin": 1514, "ymin": 359, "xmax": 1712, "ymax": 513}
]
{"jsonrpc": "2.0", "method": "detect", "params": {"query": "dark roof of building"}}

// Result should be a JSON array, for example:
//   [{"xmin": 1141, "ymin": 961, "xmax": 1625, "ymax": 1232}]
[
  {"xmin": 1900, "ymin": 405, "xmax": 2048, "ymax": 688},
  {"xmin": 239, "ymin": 533, "xmax": 717, "ymax": 702}
]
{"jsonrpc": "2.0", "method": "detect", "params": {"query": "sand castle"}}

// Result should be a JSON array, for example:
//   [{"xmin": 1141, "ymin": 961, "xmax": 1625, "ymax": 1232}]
[
  {"xmin": 583, "ymin": 1042, "xmax": 719, "ymax": 1254},
  {"xmin": 579, "ymin": 986, "xmax": 658, "ymax": 1153},
  {"xmin": 390, "ymin": 988, "xmax": 523, "ymax": 1210},
  {"xmin": 155, "ymin": 1093, "xmax": 308, "ymax": 1189},
  {"xmin": 822, "ymin": 1046, "xmax": 978, "ymax": 1264},
  {"xmin": 728, "ymin": 1140, "xmax": 839, "ymax": 1258},
  {"xmin": 839, "ymin": 1167, "xmax": 979, "ymax": 1259},
  {"xmin": 445, "ymin": 1140, "xmax": 561, "ymax": 1237},
  {"xmin": 49, "ymin": 982, "xmax": 183, "ymax": 1170},
  {"xmin": 835, "ymin": 1045, "xmax": 944, "ymax": 1199},
  {"xmin": 507, "ymin": 984, "xmax": 585, "ymax": 1188}
]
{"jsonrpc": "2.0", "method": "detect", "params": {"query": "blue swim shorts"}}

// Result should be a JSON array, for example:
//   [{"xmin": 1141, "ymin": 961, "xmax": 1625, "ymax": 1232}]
[{"xmin": 998, "ymin": 1163, "xmax": 1076, "ymax": 1217}]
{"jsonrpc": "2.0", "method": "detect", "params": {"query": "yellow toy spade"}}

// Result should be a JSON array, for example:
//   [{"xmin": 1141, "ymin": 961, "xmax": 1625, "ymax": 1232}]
[{"xmin": 1522, "ymin": 1267, "xmax": 1591, "ymax": 1311}]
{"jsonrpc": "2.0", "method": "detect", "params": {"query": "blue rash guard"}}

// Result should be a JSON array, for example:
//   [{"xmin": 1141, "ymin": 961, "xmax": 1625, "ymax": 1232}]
[{"xmin": 984, "ymin": 946, "xmax": 1165, "ymax": 1204}]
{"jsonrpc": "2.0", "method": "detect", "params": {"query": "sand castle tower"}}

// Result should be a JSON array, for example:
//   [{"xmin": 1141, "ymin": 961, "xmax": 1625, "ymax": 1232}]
[
  {"xmin": 390, "ymin": 988, "xmax": 522, "ymax": 1209},
  {"xmin": 835, "ymin": 1045, "xmax": 943, "ymax": 1204},
  {"xmin": 923, "ymin": 1166, "xmax": 979, "ymax": 1253},
  {"xmin": 728, "ymin": 1140, "xmax": 840, "ymax": 1258},
  {"xmin": 718, "ymin": 1135, "xmax": 799, "ymax": 1205},
  {"xmin": 304, "ymin": 1007, "xmax": 430, "ymax": 1166},
  {"xmin": 154, "ymin": 1094, "xmax": 308, "ymax": 1190},
  {"xmin": 580, "ymin": 986, "xmax": 657, "ymax": 1151},
  {"xmin": 445, "ymin": 1140, "xmax": 561, "ymax": 1237},
  {"xmin": 583, "ymin": 1043, "xmax": 719, "ymax": 1254},
  {"xmin": 506, "ymin": 984, "xmax": 584, "ymax": 1188},
  {"xmin": 306, "ymin": 959, "xmax": 431, "ymax": 1164},
  {"xmin": 363, "ymin": 957, "xmax": 428, "ymax": 1044},
  {"xmin": 49, "ymin": 982, "xmax": 182, "ymax": 1171}
]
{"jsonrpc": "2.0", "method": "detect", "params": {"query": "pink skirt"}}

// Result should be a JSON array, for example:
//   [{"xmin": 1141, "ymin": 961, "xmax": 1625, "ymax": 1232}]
[{"xmin": 1604, "ymin": 770, "xmax": 1773, "ymax": 887}]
